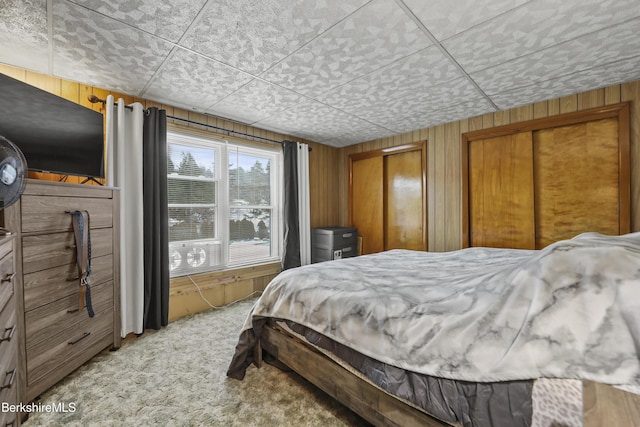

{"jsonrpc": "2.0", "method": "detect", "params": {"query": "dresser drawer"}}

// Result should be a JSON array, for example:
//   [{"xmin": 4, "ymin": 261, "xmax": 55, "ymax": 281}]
[
  {"xmin": 0, "ymin": 301, "xmax": 18, "ymax": 414},
  {"xmin": 0, "ymin": 297, "xmax": 17, "ymax": 355},
  {"xmin": 0, "ymin": 349, "xmax": 18, "ymax": 413},
  {"xmin": 0, "ymin": 251, "xmax": 14, "ymax": 314},
  {"xmin": 22, "ymin": 228, "xmax": 113, "ymax": 275},
  {"xmin": 23, "ymin": 254, "xmax": 113, "ymax": 311},
  {"xmin": 26, "ymin": 281, "xmax": 114, "ymax": 348},
  {"xmin": 26, "ymin": 307, "xmax": 113, "ymax": 387},
  {"xmin": 20, "ymin": 195, "xmax": 113, "ymax": 234}
]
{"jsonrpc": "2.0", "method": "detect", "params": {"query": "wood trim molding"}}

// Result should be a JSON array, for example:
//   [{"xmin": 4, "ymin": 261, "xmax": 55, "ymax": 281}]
[
  {"xmin": 461, "ymin": 102, "xmax": 631, "ymax": 247},
  {"xmin": 461, "ymin": 103, "xmax": 630, "ymax": 142},
  {"xmin": 348, "ymin": 143, "xmax": 426, "ymax": 162}
]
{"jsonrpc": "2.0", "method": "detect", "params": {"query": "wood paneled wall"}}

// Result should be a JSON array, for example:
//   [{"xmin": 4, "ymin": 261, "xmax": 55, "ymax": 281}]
[
  {"xmin": 339, "ymin": 82, "xmax": 640, "ymax": 252},
  {"xmin": 0, "ymin": 63, "xmax": 340, "ymax": 320}
]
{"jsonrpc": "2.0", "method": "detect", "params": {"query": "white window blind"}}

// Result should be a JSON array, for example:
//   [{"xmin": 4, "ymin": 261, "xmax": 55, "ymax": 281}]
[{"xmin": 228, "ymin": 146, "xmax": 275, "ymax": 265}]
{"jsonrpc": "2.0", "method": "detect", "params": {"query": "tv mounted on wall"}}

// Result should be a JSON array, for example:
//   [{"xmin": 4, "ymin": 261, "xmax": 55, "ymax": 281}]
[{"xmin": 0, "ymin": 73, "xmax": 105, "ymax": 179}]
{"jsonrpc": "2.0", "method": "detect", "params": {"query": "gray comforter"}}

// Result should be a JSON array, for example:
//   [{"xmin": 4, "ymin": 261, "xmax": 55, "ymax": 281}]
[{"xmin": 228, "ymin": 232, "xmax": 640, "ymax": 388}]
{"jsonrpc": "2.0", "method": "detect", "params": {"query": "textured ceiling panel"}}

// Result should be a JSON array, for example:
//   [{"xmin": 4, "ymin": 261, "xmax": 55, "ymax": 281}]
[
  {"xmin": 380, "ymin": 94, "xmax": 495, "ymax": 134},
  {"xmin": 260, "ymin": 0, "xmax": 432, "ymax": 97},
  {"xmin": 473, "ymin": 17, "xmax": 640, "ymax": 95},
  {"xmin": 491, "ymin": 54, "xmax": 640, "ymax": 110},
  {"xmin": 0, "ymin": 0, "xmax": 49, "ymax": 74},
  {"xmin": 402, "ymin": 0, "xmax": 529, "ymax": 40},
  {"xmin": 255, "ymin": 99, "xmax": 391, "ymax": 143},
  {"xmin": 182, "ymin": 0, "xmax": 368, "ymax": 75},
  {"xmin": 318, "ymin": 46, "xmax": 463, "ymax": 112},
  {"xmin": 142, "ymin": 48, "xmax": 253, "ymax": 108},
  {"xmin": 70, "ymin": 0, "xmax": 208, "ymax": 42},
  {"xmin": 444, "ymin": 0, "xmax": 640, "ymax": 73},
  {"xmin": 334, "ymin": 76, "xmax": 487, "ymax": 130},
  {"xmin": 321, "ymin": 127, "xmax": 399, "ymax": 147},
  {"xmin": 207, "ymin": 79, "xmax": 308, "ymax": 124},
  {"xmin": 1, "ymin": 0, "xmax": 640, "ymax": 146},
  {"xmin": 52, "ymin": 1, "xmax": 174, "ymax": 94}
]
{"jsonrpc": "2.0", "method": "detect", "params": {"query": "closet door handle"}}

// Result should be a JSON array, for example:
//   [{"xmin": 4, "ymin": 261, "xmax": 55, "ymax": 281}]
[
  {"xmin": 68, "ymin": 332, "xmax": 91, "ymax": 345},
  {"xmin": 0, "ymin": 325, "xmax": 16, "ymax": 342},
  {"xmin": 0, "ymin": 368, "xmax": 16, "ymax": 390}
]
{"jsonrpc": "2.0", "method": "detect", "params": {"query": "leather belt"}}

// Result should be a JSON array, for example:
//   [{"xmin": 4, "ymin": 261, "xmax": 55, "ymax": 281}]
[{"xmin": 68, "ymin": 210, "xmax": 94, "ymax": 318}]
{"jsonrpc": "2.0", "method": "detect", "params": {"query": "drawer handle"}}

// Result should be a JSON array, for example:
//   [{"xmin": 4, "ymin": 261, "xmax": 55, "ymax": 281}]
[
  {"xmin": 67, "ymin": 308, "xmax": 80, "ymax": 314},
  {"xmin": 342, "ymin": 247, "xmax": 353, "ymax": 253},
  {"xmin": 0, "ymin": 325, "xmax": 16, "ymax": 342},
  {"xmin": 68, "ymin": 332, "xmax": 91, "ymax": 345},
  {"xmin": 0, "ymin": 368, "xmax": 16, "ymax": 390},
  {"xmin": 342, "ymin": 233, "xmax": 353, "ymax": 238},
  {"xmin": 0, "ymin": 272, "xmax": 15, "ymax": 283}
]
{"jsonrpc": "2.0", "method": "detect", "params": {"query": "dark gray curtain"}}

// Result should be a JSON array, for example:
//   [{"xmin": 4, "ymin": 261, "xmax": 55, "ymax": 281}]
[
  {"xmin": 142, "ymin": 107, "xmax": 169, "ymax": 330},
  {"xmin": 282, "ymin": 140, "xmax": 301, "ymax": 270}
]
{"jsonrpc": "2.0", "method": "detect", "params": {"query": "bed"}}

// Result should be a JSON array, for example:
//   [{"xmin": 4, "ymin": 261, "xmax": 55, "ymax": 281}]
[{"xmin": 227, "ymin": 232, "xmax": 640, "ymax": 426}]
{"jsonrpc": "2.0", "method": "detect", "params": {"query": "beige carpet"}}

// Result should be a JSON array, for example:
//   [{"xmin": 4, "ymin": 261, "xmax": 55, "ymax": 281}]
[{"xmin": 24, "ymin": 298, "xmax": 370, "ymax": 426}]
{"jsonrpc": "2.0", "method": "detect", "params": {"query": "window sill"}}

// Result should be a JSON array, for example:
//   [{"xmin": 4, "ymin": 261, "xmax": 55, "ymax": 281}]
[{"xmin": 169, "ymin": 260, "xmax": 281, "ymax": 296}]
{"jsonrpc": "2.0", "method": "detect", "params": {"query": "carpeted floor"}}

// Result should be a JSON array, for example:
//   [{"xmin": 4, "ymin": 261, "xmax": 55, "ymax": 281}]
[{"xmin": 24, "ymin": 298, "xmax": 370, "ymax": 426}]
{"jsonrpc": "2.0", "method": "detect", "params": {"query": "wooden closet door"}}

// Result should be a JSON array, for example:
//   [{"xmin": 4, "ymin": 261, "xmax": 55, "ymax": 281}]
[
  {"xmin": 385, "ymin": 150, "xmax": 426, "ymax": 251},
  {"xmin": 469, "ymin": 132, "xmax": 535, "ymax": 249},
  {"xmin": 533, "ymin": 117, "xmax": 620, "ymax": 248},
  {"xmin": 351, "ymin": 156, "xmax": 384, "ymax": 254}
]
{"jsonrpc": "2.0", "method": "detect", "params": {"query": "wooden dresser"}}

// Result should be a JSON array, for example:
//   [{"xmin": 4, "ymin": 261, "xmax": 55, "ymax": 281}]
[
  {"xmin": 3, "ymin": 179, "xmax": 120, "ymax": 403},
  {"xmin": 0, "ymin": 234, "xmax": 19, "ymax": 426}
]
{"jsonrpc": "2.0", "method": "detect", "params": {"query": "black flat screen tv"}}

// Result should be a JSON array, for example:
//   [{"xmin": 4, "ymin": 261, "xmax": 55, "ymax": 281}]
[{"xmin": 0, "ymin": 73, "xmax": 105, "ymax": 179}]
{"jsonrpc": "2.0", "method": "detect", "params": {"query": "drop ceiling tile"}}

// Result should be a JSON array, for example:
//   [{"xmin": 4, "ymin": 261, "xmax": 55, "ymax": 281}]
[
  {"xmin": 318, "ymin": 46, "xmax": 463, "ymax": 112},
  {"xmin": 52, "ymin": 1, "xmax": 174, "ymax": 94},
  {"xmin": 182, "ymin": 0, "xmax": 368, "ymax": 75},
  {"xmin": 403, "ymin": 0, "xmax": 529, "ymax": 40},
  {"xmin": 346, "ymin": 77, "xmax": 486, "ymax": 130},
  {"xmin": 255, "ymin": 100, "xmax": 382, "ymax": 142},
  {"xmin": 490, "ymin": 55, "xmax": 640, "ymax": 110},
  {"xmin": 444, "ymin": 0, "xmax": 640, "ymax": 73},
  {"xmin": 143, "ymin": 48, "xmax": 254, "ymax": 108},
  {"xmin": 70, "ymin": 0, "xmax": 207, "ymax": 42},
  {"xmin": 0, "ymin": 0, "xmax": 49, "ymax": 74},
  {"xmin": 390, "ymin": 98, "xmax": 495, "ymax": 134},
  {"xmin": 473, "ymin": 17, "xmax": 640, "ymax": 95},
  {"xmin": 321, "ymin": 129, "xmax": 396, "ymax": 147},
  {"xmin": 207, "ymin": 79, "xmax": 309, "ymax": 125},
  {"xmin": 261, "ymin": 0, "xmax": 432, "ymax": 97}
]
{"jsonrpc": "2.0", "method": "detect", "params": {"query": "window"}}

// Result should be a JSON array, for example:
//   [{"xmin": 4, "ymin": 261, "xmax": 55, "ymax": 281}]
[{"xmin": 167, "ymin": 131, "xmax": 281, "ymax": 277}]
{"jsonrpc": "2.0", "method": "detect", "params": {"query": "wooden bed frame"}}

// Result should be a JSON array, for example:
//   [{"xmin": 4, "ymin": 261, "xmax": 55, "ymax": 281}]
[{"xmin": 255, "ymin": 321, "xmax": 640, "ymax": 427}]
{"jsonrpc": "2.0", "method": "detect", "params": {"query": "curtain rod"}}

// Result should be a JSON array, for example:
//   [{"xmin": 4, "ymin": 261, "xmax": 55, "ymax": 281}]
[
  {"xmin": 166, "ymin": 115, "xmax": 283, "ymax": 144},
  {"xmin": 166, "ymin": 115, "xmax": 312, "ymax": 151},
  {"xmin": 88, "ymin": 95, "xmax": 311, "ymax": 150},
  {"xmin": 88, "ymin": 95, "xmax": 133, "ymax": 110}
]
